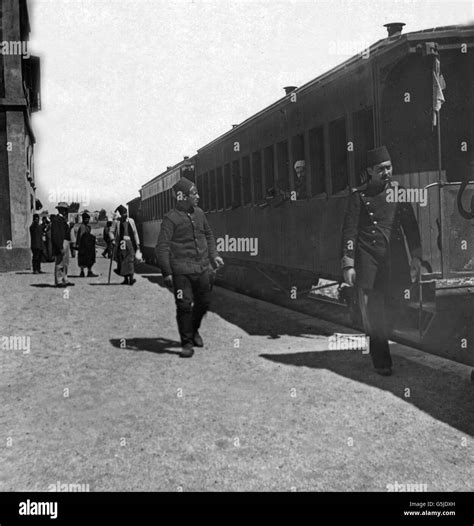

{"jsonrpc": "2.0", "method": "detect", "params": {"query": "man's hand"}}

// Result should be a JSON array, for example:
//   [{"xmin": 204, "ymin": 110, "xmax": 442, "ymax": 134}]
[
  {"xmin": 343, "ymin": 267, "xmax": 356, "ymax": 287},
  {"xmin": 163, "ymin": 275, "xmax": 174, "ymax": 290},
  {"xmin": 410, "ymin": 256, "xmax": 422, "ymax": 283},
  {"xmin": 214, "ymin": 256, "xmax": 224, "ymax": 269}
]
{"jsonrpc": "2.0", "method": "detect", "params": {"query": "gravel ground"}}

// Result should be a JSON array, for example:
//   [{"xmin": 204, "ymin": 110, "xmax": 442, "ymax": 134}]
[{"xmin": 0, "ymin": 255, "xmax": 473, "ymax": 492}]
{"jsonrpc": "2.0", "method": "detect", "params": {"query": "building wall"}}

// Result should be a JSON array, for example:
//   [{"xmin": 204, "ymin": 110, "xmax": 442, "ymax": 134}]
[{"xmin": 0, "ymin": 0, "xmax": 39, "ymax": 271}]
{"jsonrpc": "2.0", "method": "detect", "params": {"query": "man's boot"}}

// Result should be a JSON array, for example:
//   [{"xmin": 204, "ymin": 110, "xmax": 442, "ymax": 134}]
[
  {"xmin": 180, "ymin": 344, "xmax": 194, "ymax": 358},
  {"xmin": 193, "ymin": 331, "xmax": 204, "ymax": 347}
]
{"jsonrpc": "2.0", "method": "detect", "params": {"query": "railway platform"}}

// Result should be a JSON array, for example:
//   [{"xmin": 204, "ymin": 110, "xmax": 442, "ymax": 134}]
[{"xmin": 1, "ymin": 254, "xmax": 473, "ymax": 491}]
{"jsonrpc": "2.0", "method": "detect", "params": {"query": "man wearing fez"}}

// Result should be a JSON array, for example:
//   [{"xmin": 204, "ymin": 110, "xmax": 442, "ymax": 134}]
[
  {"xmin": 51, "ymin": 202, "xmax": 75, "ymax": 288},
  {"xmin": 156, "ymin": 177, "xmax": 224, "ymax": 358},
  {"xmin": 29, "ymin": 214, "xmax": 43, "ymax": 274},
  {"xmin": 76, "ymin": 211, "xmax": 98, "ymax": 277},
  {"xmin": 110, "ymin": 205, "xmax": 140, "ymax": 285},
  {"xmin": 341, "ymin": 146, "xmax": 422, "ymax": 376}
]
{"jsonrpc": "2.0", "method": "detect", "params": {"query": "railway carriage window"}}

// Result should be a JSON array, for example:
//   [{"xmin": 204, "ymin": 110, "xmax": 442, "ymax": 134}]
[
  {"xmin": 292, "ymin": 134, "xmax": 305, "ymax": 199},
  {"xmin": 252, "ymin": 151, "xmax": 263, "ymax": 203},
  {"xmin": 309, "ymin": 126, "xmax": 326, "ymax": 195},
  {"xmin": 158, "ymin": 193, "xmax": 162, "ymax": 219},
  {"xmin": 203, "ymin": 172, "xmax": 209, "ymax": 212},
  {"xmin": 329, "ymin": 117, "xmax": 348, "ymax": 194},
  {"xmin": 292, "ymin": 135, "xmax": 305, "ymax": 163},
  {"xmin": 209, "ymin": 169, "xmax": 216, "ymax": 210},
  {"xmin": 167, "ymin": 189, "xmax": 172, "ymax": 213},
  {"xmin": 224, "ymin": 163, "xmax": 231, "ymax": 209},
  {"xmin": 263, "ymin": 145, "xmax": 274, "ymax": 196},
  {"xmin": 231, "ymin": 160, "xmax": 241, "ymax": 207},
  {"xmin": 276, "ymin": 140, "xmax": 289, "ymax": 193},
  {"xmin": 352, "ymin": 107, "xmax": 374, "ymax": 185},
  {"xmin": 216, "ymin": 167, "xmax": 224, "ymax": 210},
  {"xmin": 242, "ymin": 156, "xmax": 251, "ymax": 205}
]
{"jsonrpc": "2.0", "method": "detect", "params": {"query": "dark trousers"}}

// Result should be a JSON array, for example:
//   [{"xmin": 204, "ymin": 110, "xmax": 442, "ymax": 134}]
[
  {"xmin": 31, "ymin": 248, "xmax": 42, "ymax": 272},
  {"xmin": 173, "ymin": 271, "xmax": 212, "ymax": 347},
  {"xmin": 358, "ymin": 288, "xmax": 393, "ymax": 369}
]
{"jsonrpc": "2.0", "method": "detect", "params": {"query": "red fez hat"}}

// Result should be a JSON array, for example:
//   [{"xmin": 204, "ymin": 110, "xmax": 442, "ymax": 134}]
[
  {"xmin": 173, "ymin": 177, "xmax": 194, "ymax": 195},
  {"xmin": 367, "ymin": 146, "xmax": 391, "ymax": 168}
]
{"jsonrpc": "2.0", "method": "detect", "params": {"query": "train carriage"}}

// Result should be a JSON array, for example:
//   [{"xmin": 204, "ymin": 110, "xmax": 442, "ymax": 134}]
[
  {"xmin": 134, "ymin": 157, "xmax": 196, "ymax": 265},
  {"xmin": 134, "ymin": 23, "xmax": 474, "ymax": 369}
]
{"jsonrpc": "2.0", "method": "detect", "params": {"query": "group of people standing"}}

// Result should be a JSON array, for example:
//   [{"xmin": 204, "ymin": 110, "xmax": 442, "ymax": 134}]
[
  {"xmin": 29, "ymin": 203, "xmax": 141, "ymax": 288},
  {"xmin": 29, "ymin": 203, "xmax": 98, "ymax": 286}
]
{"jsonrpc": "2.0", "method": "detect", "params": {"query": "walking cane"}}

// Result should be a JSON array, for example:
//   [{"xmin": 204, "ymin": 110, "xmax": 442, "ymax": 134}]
[{"xmin": 107, "ymin": 225, "xmax": 119, "ymax": 284}]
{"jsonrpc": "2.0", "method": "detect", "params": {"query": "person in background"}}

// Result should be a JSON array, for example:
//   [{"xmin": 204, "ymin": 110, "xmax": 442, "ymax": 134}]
[
  {"xmin": 341, "ymin": 146, "xmax": 422, "ymax": 376},
  {"xmin": 294, "ymin": 160, "xmax": 308, "ymax": 199},
  {"xmin": 110, "ymin": 205, "xmax": 140, "ymax": 285},
  {"xmin": 41, "ymin": 215, "xmax": 53, "ymax": 263},
  {"xmin": 156, "ymin": 177, "xmax": 224, "ymax": 358},
  {"xmin": 29, "ymin": 214, "xmax": 43, "ymax": 274},
  {"xmin": 69, "ymin": 215, "xmax": 80, "ymax": 258},
  {"xmin": 102, "ymin": 220, "xmax": 113, "ymax": 258},
  {"xmin": 76, "ymin": 211, "xmax": 98, "ymax": 277},
  {"xmin": 51, "ymin": 202, "xmax": 75, "ymax": 288}
]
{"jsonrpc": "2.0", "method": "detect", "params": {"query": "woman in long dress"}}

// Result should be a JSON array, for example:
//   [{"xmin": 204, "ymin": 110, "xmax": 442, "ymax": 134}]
[
  {"xmin": 76, "ymin": 212, "xmax": 98, "ymax": 277},
  {"xmin": 114, "ymin": 205, "xmax": 140, "ymax": 285}
]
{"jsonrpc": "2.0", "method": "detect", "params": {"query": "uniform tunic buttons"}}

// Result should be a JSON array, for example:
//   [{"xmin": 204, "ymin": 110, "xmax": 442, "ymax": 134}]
[
  {"xmin": 372, "ymin": 240, "xmax": 377, "ymax": 244},
  {"xmin": 369, "ymin": 212, "xmax": 374, "ymax": 216},
  {"xmin": 372, "ymin": 230, "xmax": 376, "ymax": 234},
  {"xmin": 373, "ymin": 220, "xmax": 378, "ymax": 224}
]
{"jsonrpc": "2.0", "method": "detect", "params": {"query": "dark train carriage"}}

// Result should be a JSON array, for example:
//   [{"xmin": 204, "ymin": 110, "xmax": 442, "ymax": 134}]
[
  {"xmin": 194, "ymin": 24, "xmax": 474, "ymax": 366},
  {"xmin": 139, "ymin": 156, "xmax": 196, "ymax": 264}
]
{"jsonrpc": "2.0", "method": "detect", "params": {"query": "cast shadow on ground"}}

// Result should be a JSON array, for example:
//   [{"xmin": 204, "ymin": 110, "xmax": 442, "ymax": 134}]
[
  {"xmin": 30, "ymin": 284, "xmax": 58, "ymax": 288},
  {"xmin": 135, "ymin": 265, "xmax": 474, "ymax": 436},
  {"xmin": 89, "ymin": 283, "xmax": 124, "ymax": 286},
  {"xmin": 110, "ymin": 337, "xmax": 181, "ymax": 356},
  {"xmin": 261, "ymin": 349, "xmax": 474, "ymax": 436},
  {"xmin": 137, "ymin": 270, "xmax": 333, "ymax": 340}
]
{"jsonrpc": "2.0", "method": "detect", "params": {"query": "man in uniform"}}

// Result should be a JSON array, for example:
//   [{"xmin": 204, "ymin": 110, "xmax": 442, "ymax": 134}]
[
  {"xmin": 341, "ymin": 146, "xmax": 422, "ymax": 376},
  {"xmin": 156, "ymin": 177, "xmax": 224, "ymax": 358},
  {"xmin": 51, "ymin": 202, "xmax": 75, "ymax": 288}
]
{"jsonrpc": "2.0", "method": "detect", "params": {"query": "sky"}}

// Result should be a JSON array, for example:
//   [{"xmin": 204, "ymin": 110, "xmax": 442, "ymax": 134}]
[{"xmin": 28, "ymin": 0, "xmax": 474, "ymax": 215}]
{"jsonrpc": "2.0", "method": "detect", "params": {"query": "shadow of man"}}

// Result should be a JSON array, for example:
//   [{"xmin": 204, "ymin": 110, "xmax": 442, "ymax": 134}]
[{"xmin": 110, "ymin": 337, "xmax": 181, "ymax": 356}]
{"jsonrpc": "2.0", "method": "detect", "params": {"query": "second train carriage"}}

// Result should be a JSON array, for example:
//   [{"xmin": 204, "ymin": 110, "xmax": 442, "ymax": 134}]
[
  {"xmin": 131, "ymin": 23, "xmax": 474, "ymax": 369},
  {"xmin": 136, "ymin": 157, "xmax": 196, "ymax": 265}
]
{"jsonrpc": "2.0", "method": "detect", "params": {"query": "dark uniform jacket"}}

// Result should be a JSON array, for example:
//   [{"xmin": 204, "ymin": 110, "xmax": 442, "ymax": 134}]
[
  {"xmin": 341, "ymin": 180, "xmax": 422, "ymax": 299},
  {"xmin": 51, "ymin": 214, "xmax": 71, "ymax": 256},
  {"xmin": 156, "ymin": 202, "xmax": 218, "ymax": 277},
  {"xmin": 29, "ymin": 223, "xmax": 43, "ymax": 250}
]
